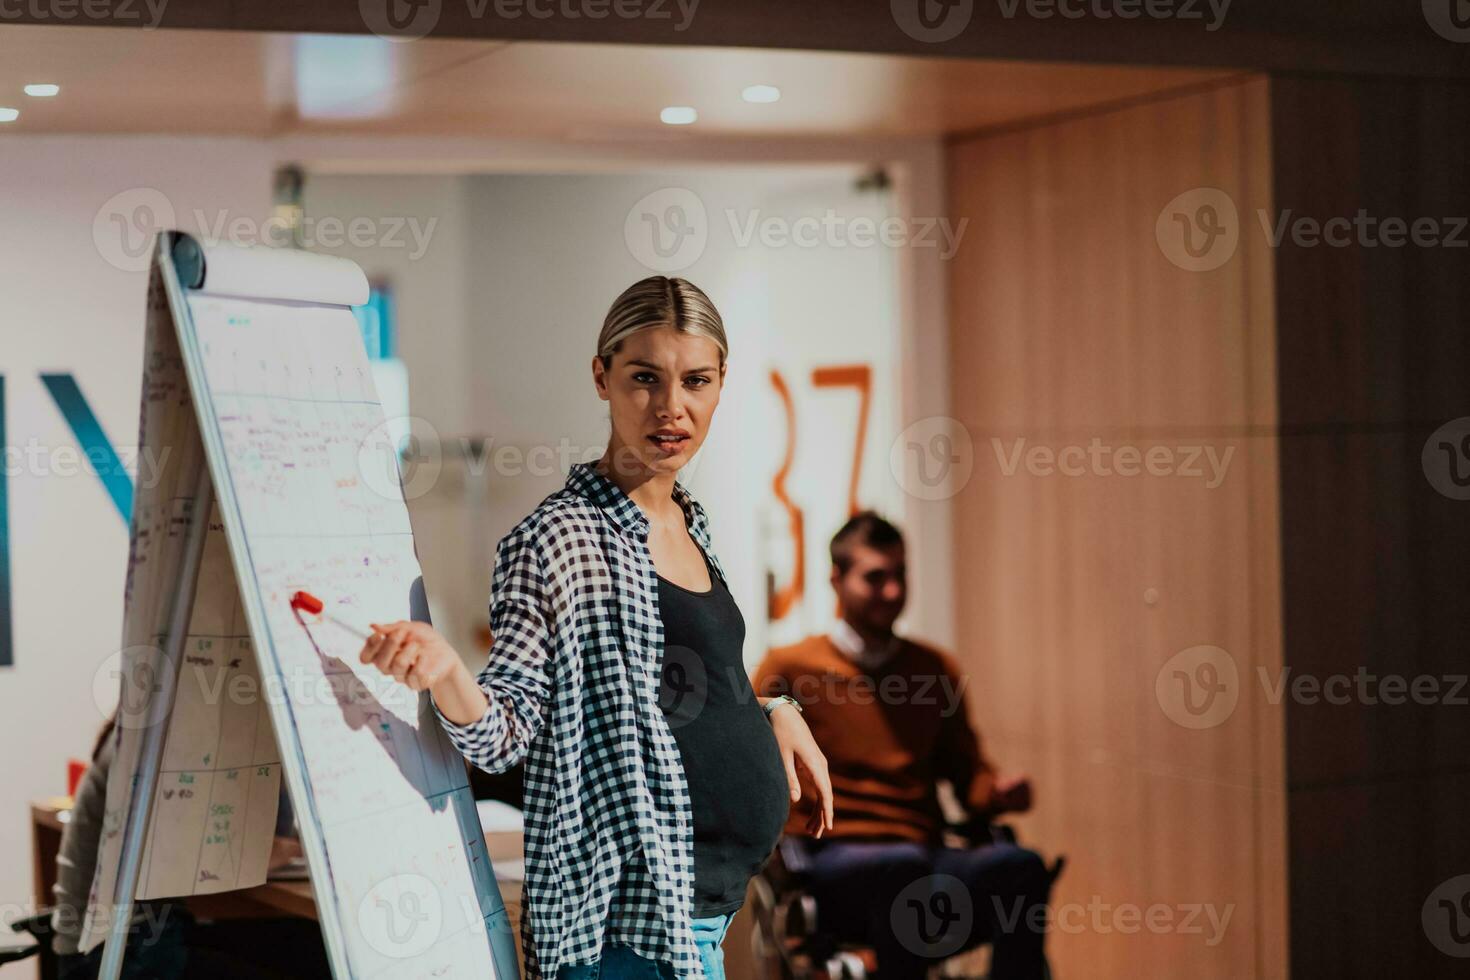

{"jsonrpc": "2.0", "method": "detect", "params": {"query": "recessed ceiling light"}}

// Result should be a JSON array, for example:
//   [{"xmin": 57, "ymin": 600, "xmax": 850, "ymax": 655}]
[
  {"xmin": 0, "ymin": 108, "xmax": 19, "ymax": 122},
  {"xmin": 742, "ymin": 84, "xmax": 781, "ymax": 104},
  {"xmin": 24, "ymin": 84, "xmax": 60, "ymax": 97},
  {"xmin": 660, "ymin": 106, "xmax": 697, "ymax": 125}
]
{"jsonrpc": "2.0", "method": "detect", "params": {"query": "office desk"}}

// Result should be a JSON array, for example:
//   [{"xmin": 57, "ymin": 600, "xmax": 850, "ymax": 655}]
[{"xmin": 30, "ymin": 799, "xmax": 524, "ymax": 970}]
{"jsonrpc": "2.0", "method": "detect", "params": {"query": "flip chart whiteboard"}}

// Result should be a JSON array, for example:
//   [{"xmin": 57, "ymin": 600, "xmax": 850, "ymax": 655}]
[{"xmin": 85, "ymin": 234, "xmax": 516, "ymax": 980}]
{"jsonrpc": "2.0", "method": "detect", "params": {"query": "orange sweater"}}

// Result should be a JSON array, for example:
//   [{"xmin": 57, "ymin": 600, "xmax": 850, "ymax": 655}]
[{"xmin": 753, "ymin": 634, "xmax": 997, "ymax": 844}]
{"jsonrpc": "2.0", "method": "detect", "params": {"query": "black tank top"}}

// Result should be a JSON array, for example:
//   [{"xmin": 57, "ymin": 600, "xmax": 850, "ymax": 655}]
[{"xmin": 656, "ymin": 548, "xmax": 791, "ymax": 916}]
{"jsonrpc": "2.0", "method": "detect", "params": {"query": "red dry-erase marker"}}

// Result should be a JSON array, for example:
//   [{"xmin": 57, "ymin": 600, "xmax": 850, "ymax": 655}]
[{"xmin": 289, "ymin": 590, "xmax": 373, "ymax": 640}]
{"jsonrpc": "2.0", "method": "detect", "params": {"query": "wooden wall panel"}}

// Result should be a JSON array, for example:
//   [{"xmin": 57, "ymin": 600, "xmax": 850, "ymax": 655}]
[
  {"xmin": 1271, "ymin": 75, "xmax": 1470, "ymax": 979},
  {"xmin": 947, "ymin": 74, "xmax": 1287, "ymax": 979}
]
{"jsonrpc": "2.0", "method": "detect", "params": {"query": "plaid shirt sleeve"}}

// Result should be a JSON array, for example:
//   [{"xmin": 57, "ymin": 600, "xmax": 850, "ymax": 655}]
[{"xmin": 433, "ymin": 518, "xmax": 556, "ymax": 772}]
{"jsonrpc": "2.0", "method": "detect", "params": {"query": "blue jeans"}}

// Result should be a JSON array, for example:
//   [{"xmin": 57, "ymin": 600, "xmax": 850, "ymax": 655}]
[{"xmin": 555, "ymin": 912, "xmax": 736, "ymax": 980}]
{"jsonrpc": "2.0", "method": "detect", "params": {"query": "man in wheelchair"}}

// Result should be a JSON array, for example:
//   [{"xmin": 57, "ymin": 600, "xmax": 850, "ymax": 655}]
[{"xmin": 753, "ymin": 513, "xmax": 1055, "ymax": 980}]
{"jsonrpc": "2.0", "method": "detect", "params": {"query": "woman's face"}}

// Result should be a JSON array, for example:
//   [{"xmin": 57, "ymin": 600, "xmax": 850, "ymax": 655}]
[{"xmin": 593, "ymin": 324, "xmax": 725, "ymax": 478}]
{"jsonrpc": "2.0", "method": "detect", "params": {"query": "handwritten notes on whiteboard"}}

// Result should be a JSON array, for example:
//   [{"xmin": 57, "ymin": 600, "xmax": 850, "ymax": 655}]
[
  {"xmin": 84, "ymin": 269, "xmax": 283, "ymax": 953},
  {"xmin": 182, "ymin": 287, "xmax": 509, "ymax": 979}
]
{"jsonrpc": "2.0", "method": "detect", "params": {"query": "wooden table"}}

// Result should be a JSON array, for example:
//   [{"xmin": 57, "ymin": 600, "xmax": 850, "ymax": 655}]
[{"xmin": 30, "ymin": 799, "xmax": 524, "ymax": 971}]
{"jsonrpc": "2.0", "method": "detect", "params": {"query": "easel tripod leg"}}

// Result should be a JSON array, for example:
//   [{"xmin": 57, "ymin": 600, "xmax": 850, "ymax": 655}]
[{"xmin": 97, "ymin": 462, "xmax": 214, "ymax": 980}]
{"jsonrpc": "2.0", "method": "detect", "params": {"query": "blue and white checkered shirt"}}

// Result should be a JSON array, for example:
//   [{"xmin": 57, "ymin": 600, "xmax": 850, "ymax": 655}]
[{"xmin": 434, "ymin": 461, "xmax": 727, "ymax": 980}]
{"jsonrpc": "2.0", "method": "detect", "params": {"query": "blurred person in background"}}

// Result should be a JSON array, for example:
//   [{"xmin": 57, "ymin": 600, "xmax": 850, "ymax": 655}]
[{"xmin": 754, "ymin": 512, "xmax": 1050, "ymax": 980}]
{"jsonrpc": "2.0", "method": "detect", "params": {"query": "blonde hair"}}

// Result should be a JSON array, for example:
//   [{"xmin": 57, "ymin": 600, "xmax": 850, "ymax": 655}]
[{"xmin": 597, "ymin": 276, "xmax": 728, "ymax": 369}]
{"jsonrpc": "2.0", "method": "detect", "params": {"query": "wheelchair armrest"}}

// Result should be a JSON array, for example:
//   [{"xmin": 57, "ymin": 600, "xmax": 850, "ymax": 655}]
[
  {"xmin": 775, "ymin": 835, "xmax": 816, "ymax": 878},
  {"xmin": 943, "ymin": 815, "xmax": 1018, "ymax": 848}
]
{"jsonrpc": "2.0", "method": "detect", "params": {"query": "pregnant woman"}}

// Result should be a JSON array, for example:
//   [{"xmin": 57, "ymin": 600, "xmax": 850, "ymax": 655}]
[{"xmin": 360, "ymin": 275, "xmax": 834, "ymax": 980}]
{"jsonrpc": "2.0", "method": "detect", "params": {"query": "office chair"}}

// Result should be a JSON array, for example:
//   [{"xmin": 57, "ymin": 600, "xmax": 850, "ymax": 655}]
[{"xmin": 748, "ymin": 818, "xmax": 1065, "ymax": 980}]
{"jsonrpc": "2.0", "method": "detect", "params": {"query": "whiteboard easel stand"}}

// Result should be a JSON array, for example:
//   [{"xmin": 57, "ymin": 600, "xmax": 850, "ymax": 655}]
[{"xmin": 96, "ymin": 460, "xmax": 214, "ymax": 980}]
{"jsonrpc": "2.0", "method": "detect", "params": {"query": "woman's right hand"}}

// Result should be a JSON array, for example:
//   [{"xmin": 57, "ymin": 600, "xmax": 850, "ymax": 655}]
[
  {"xmin": 359, "ymin": 620, "xmax": 460, "ymax": 691},
  {"xmin": 358, "ymin": 621, "xmax": 489, "ymax": 725}
]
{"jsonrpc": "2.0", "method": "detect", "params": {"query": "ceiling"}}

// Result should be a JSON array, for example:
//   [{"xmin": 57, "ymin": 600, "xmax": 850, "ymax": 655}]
[{"xmin": 0, "ymin": 24, "xmax": 1239, "ymax": 141}]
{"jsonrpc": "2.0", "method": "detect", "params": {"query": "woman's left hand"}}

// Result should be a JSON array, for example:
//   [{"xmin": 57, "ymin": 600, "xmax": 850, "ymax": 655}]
[{"xmin": 768, "ymin": 702, "xmax": 834, "ymax": 838}]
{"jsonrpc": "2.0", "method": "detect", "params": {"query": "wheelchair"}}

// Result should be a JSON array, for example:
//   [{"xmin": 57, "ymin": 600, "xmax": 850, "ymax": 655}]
[{"xmin": 747, "ymin": 818, "xmax": 1065, "ymax": 980}]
